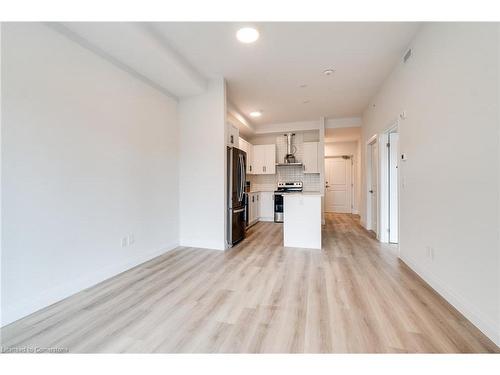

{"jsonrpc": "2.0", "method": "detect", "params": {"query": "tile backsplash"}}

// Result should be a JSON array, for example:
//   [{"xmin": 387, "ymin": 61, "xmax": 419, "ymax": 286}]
[{"xmin": 248, "ymin": 133, "xmax": 321, "ymax": 192}]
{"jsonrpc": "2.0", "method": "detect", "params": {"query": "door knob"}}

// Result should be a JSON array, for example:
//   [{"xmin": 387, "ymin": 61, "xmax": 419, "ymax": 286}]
[{"xmin": 369, "ymin": 190, "xmax": 374, "ymax": 193}]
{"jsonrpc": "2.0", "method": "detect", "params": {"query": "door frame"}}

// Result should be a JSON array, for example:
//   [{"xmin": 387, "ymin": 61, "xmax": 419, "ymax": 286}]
[
  {"xmin": 324, "ymin": 155, "xmax": 354, "ymax": 214},
  {"xmin": 379, "ymin": 121, "xmax": 400, "ymax": 246},
  {"xmin": 365, "ymin": 135, "xmax": 379, "ymax": 237}
]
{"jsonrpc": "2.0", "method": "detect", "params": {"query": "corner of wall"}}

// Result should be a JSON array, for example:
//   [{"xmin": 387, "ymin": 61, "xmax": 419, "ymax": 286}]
[
  {"xmin": 178, "ymin": 77, "xmax": 227, "ymax": 251},
  {"xmin": 400, "ymin": 253, "xmax": 500, "ymax": 347}
]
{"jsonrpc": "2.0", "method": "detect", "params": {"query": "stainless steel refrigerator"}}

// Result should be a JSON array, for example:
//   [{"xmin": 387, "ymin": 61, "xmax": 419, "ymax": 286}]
[{"xmin": 227, "ymin": 147, "xmax": 247, "ymax": 246}]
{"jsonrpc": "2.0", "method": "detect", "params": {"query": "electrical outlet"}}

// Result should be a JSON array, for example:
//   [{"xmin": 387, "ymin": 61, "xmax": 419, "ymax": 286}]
[
  {"xmin": 121, "ymin": 237, "xmax": 128, "ymax": 248},
  {"xmin": 128, "ymin": 234, "xmax": 135, "ymax": 245}
]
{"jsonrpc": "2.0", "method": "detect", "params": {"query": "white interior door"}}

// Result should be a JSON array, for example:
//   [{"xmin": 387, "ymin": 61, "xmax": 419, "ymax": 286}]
[
  {"xmin": 324, "ymin": 157, "xmax": 352, "ymax": 213},
  {"xmin": 389, "ymin": 132, "xmax": 399, "ymax": 243},
  {"xmin": 369, "ymin": 142, "xmax": 378, "ymax": 232}
]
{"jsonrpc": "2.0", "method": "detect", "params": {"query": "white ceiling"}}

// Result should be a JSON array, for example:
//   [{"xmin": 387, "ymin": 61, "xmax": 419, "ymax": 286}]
[
  {"xmin": 58, "ymin": 22, "xmax": 420, "ymax": 126},
  {"xmin": 152, "ymin": 22, "xmax": 421, "ymax": 125}
]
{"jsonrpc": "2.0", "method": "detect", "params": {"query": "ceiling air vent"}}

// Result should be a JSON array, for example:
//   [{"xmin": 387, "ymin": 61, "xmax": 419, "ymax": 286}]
[{"xmin": 403, "ymin": 48, "xmax": 412, "ymax": 63}]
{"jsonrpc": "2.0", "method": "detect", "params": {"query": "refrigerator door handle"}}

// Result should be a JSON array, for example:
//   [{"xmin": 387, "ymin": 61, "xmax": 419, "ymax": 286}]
[
  {"xmin": 239, "ymin": 154, "xmax": 244, "ymax": 202},
  {"xmin": 241, "ymin": 155, "xmax": 245, "ymax": 200},
  {"xmin": 236, "ymin": 153, "xmax": 241, "ymax": 202},
  {"xmin": 241, "ymin": 154, "xmax": 244, "ymax": 201}
]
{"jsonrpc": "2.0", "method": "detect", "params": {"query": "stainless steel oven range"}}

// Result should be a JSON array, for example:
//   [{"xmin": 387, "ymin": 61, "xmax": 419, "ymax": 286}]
[{"xmin": 274, "ymin": 181, "xmax": 303, "ymax": 223}]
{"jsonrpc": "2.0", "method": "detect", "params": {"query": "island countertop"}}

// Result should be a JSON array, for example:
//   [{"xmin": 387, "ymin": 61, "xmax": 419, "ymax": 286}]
[{"xmin": 283, "ymin": 193, "xmax": 322, "ymax": 249}]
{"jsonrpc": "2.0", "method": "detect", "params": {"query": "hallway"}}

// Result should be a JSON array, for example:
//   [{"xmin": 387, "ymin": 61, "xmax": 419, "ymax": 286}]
[{"xmin": 1, "ymin": 214, "xmax": 498, "ymax": 353}]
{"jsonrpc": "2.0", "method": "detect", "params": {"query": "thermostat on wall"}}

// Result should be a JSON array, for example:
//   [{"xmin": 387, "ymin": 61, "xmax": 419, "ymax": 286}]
[{"xmin": 401, "ymin": 153, "xmax": 408, "ymax": 161}]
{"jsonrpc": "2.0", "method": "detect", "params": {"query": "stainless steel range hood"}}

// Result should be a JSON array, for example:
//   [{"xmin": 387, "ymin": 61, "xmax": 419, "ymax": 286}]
[
  {"xmin": 279, "ymin": 133, "xmax": 302, "ymax": 166},
  {"xmin": 276, "ymin": 162, "xmax": 303, "ymax": 166}
]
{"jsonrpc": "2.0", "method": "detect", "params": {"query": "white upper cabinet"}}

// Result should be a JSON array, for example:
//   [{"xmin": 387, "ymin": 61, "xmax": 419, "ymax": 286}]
[
  {"xmin": 239, "ymin": 137, "xmax": 247, "ymax": 154},
  {"xmin": 247, "ymin": 144, "xmax": 254, "ymax": 174},
  {"xmin": 303, "ymin": 141, "xmax": 320, "ymax": 173},
  {"xmin": 227, "ymin": 123, "xmax": 239, "ymax": 148},
  {"xmin": 253, "ymin": 144, "xmax": 276, "ymax": 174},
  {"xmin": 239, "ymin": 137, "xmax": 254, "ymax": 174}
]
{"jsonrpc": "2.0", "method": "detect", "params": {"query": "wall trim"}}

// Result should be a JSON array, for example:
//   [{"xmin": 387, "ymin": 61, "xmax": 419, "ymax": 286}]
[
  {"xmin": 1, "ymin": 242, "xmax": 179, "ymax": 327},
  {"xmin": 179, "ymin": 239, "xmax": 225, "ymax": 251},
  {"xmin": 400, "ymin": 253, "xmax": 500, "ymax": 348}
]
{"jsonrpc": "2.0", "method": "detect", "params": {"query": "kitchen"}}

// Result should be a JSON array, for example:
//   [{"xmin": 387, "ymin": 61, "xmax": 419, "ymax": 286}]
[
  {"xmin": 227, "ymin": 117, "xmax": 323, "ymax": 249},
  {"xmin": 3, "ymin": 19, "xmax": 499, "ymax": 357}
]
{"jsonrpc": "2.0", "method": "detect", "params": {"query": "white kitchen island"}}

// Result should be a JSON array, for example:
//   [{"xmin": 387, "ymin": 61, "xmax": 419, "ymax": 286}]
[{"xmin": 283, "ymin": 192, "xmax": 322, "ymax": 249}]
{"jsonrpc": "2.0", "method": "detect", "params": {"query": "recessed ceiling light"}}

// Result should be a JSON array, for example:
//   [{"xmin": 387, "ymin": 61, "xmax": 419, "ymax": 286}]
[
  {"xmin": 249, "ymin": 111, "xmax": 262, "ymax": 118},
  {"xmin": 323, "ymin": 69, "xmax": 335, "ymax": 76},
  {"xmin": 236, "ymin": 27, "xmax": 259, "ymax": 44}
]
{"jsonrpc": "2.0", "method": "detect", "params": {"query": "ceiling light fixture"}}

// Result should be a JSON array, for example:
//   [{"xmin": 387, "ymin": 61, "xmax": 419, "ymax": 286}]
[
  {"xmin": 249, "ymin": 111, "xmax": 262, "ymax": 118},
  {"xmin": 323, "ymin": 68, "xmax": 335, "ymax": 76},
  {"xmin": 236, "ymin": 27, "xmax": 260, "ymax": 44}
]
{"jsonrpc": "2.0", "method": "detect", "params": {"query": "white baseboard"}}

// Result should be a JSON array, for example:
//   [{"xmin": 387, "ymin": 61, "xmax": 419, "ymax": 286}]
[
  {"xmin": 400, "ymin": 253, "xmax": 500, "ymax": 347},
  {"xmin": 179, "ymin": 239, "xmax": 225, "ymax": 250},
  {"xmin": 1, "ymin": 242, "xmax": 178, "ymax": 327},
  {"xmin": 259, "ymin": 217, "xmax": 274, "ymax": 222}
]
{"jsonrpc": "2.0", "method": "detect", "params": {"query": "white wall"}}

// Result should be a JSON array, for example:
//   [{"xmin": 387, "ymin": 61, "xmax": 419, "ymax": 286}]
[
  {"xmin": 325, "ymin": 117, "xmax": 362, "ymax": 129},
  {"xmin": 325, "ymin": 126, "xmax": 362, "ymax": 143},
  {"xmin": 325, "ymin": 141, "xmax": 357, "ymax": 157},
  {"xmin": 1, "ymin": 23, "xmax": 180, "ymax": 325},
  {"xmin": 226, "ymin": 102, "xmax": 255, "ymax": 139},
  {"xmin": 254, "ymin": 120, "xmax": 320, "ymax": 135},
  {"xmin": 361, "ymin": 23, "xmax": 500, "ymax": 345},
  {"xmin": 178, "ymin": 78, "xmax": 227, "ymax": 250}
]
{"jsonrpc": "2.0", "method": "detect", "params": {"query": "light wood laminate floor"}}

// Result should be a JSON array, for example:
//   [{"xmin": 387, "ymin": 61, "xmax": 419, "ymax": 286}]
[{"xmin": 1, "ymin": 214, "xmax": 498, "ymax": 353}]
